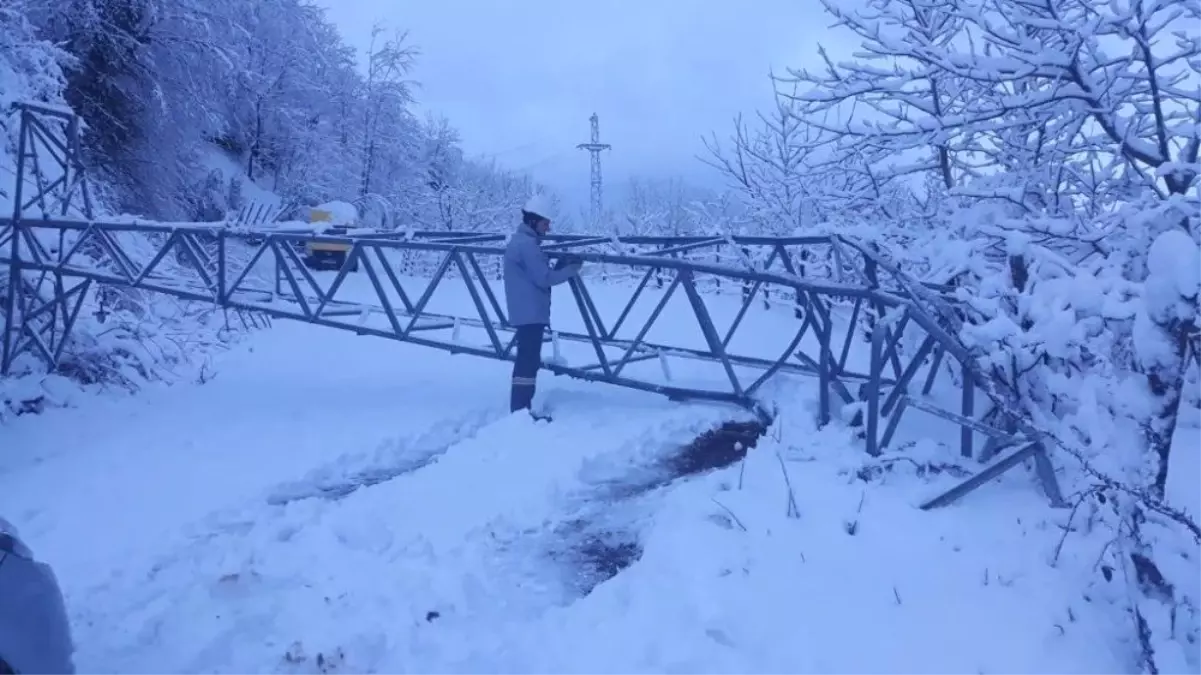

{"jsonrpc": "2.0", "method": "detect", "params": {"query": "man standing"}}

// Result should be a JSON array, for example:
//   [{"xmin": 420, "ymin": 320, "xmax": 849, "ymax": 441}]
[{"xmin": 503, "ymin": 194, "xmax": 583, "ymax": 415}]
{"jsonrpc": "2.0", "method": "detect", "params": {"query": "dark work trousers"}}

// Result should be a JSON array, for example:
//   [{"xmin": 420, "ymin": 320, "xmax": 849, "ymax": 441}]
[{"xmin": 510, "ymin": 323, "xmax": 546, "ymax": 412}]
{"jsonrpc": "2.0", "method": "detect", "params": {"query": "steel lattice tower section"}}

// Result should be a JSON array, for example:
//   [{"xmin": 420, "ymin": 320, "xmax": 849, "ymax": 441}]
[
  {"xmin": 576, "ymin": 113, "xmax": 611, "ymax": 227},
  {"xmin": 0, "ymin": 103, "xmax": 1070, "ymax": 513}
]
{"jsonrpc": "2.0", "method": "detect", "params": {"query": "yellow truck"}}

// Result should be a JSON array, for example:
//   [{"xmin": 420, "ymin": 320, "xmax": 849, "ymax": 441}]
[{"xmin": 304, "ymin": 206, "xmax": 359, "ymax": 272}]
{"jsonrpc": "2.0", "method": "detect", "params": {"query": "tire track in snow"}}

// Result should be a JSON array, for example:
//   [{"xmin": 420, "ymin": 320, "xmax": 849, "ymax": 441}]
[
  {"xmin": 70, "ymin": 390, "xmax": 752, "ymax": 673},
  {"xmin": 264, "ymin": 408, "xmax": 504, "ymax": 506}
]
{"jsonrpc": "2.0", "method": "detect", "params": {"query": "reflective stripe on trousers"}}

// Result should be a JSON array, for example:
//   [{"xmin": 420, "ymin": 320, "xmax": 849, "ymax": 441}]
[{"xmin": 510, "ymin": 323, "xmax": 546, "ymax": 411}]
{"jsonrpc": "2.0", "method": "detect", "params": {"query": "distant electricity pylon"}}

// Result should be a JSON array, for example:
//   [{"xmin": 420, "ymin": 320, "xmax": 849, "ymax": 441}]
[{"xmin": 576, "ymin": 112, "xmax": 611, "ymax": 226}]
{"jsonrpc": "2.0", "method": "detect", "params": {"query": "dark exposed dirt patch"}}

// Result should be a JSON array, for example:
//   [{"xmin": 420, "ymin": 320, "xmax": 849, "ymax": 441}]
[
  {"xmin": 549, "ymin": 517, "xmax": 645, "ymax": 595},
  {"xmin": 665, "ymin": 419, "xmax": 766, "ymax": 479},
  {"xmin": 550, "ymin": 418, "xmax": 769, "ymax": 596},
  {"xmin": 5, "ymin": 395, "xmax": 45, "ymax": 416}
]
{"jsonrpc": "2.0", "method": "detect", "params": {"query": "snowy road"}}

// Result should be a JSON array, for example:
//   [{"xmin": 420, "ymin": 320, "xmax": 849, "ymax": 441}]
[
  {"xmin": 0, "ymin": 283, "xmax": 1133, "ymax": 673},
  {"xmin": 1, "ymin": 318, "xmax": 754, "ymax": 671}
]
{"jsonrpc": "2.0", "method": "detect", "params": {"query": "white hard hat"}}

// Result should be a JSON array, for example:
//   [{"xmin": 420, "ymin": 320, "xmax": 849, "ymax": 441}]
[{"xmin": 522, "ymin": 193, "xmax": 553, "ymax": 220}]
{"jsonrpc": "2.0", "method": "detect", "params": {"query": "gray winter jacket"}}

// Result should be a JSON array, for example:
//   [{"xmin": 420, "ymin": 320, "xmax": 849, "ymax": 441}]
[{"xmin": 503, "ymin": 223, "xmax": 579, "ymax": 326}]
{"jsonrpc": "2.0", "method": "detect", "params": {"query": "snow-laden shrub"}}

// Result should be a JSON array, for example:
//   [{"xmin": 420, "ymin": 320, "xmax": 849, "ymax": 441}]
[
  {"xmin": 0, "ymin": 228, "xmax": 272, "ymax": 419},
  {"xmin": 873, "ymin": 197, "xmax": 1201, "ymax": 672}
]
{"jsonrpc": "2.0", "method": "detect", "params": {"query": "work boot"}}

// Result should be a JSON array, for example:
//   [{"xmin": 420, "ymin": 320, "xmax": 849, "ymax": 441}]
[{"xmin": 510, "ymin": 378, "xmax": 536, "ymax": 412}]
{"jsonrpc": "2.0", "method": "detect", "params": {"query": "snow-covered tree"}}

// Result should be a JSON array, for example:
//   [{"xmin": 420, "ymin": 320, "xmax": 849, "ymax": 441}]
[
  {"xmin": 5, "ymin": 0, "xmax": 553, "ymax": 229},
  {"xmin": 0, "ymin": 0, "xmax": 71, "ymax": 213},
  {"xmin": 722, "ymin": 0, "xmax": 1201, "ymax": 668}
]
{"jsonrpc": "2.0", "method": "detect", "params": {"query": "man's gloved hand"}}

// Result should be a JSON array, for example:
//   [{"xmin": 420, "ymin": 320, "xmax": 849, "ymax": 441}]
[{"xmin": 554, "ymin": 253, "xmax": 584, "ymax": 270}]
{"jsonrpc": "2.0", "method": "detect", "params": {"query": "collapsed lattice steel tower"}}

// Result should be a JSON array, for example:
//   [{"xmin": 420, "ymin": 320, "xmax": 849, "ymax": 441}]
[{"xmin": 0, "ymin": 103, "xmax": 1067, "ymax": 512}]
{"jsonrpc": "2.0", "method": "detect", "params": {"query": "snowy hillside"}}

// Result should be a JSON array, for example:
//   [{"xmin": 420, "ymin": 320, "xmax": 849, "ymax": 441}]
[
  {"xmin": 193, "ymin": 148, "xmax": 285, "ymax": 223},
  {"xmin": 1, "ymin": 6, "xmax": 66, "ymax": 216}
]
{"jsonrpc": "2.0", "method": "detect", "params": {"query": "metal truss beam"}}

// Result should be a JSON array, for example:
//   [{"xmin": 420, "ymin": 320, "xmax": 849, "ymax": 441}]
[{"xmin": 0, "ymin": 101, "xmax": 1064, "ymax": 511}]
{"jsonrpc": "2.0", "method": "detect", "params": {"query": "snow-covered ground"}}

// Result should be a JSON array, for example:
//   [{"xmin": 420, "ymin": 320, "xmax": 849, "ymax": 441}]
[{"xmin": 0, "ymin": 276, "xmax": 1175, "ymax": 673}]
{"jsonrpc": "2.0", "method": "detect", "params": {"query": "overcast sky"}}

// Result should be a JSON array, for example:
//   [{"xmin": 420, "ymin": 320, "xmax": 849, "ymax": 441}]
[{"xmin": 316, "ymin": 0, "xmax": 839, "ymax": 211}]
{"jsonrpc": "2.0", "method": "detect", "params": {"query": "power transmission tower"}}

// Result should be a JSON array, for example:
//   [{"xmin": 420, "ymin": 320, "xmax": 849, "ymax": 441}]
[{"xmin": 576, "ymin": 112, "xmax": 611, "ymax": 226}]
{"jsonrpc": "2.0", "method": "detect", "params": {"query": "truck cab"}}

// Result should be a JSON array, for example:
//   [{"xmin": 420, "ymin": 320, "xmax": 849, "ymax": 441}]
[{"xmin": 303, "ymin": 204, "xmax": 359, "ymax": 272}]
